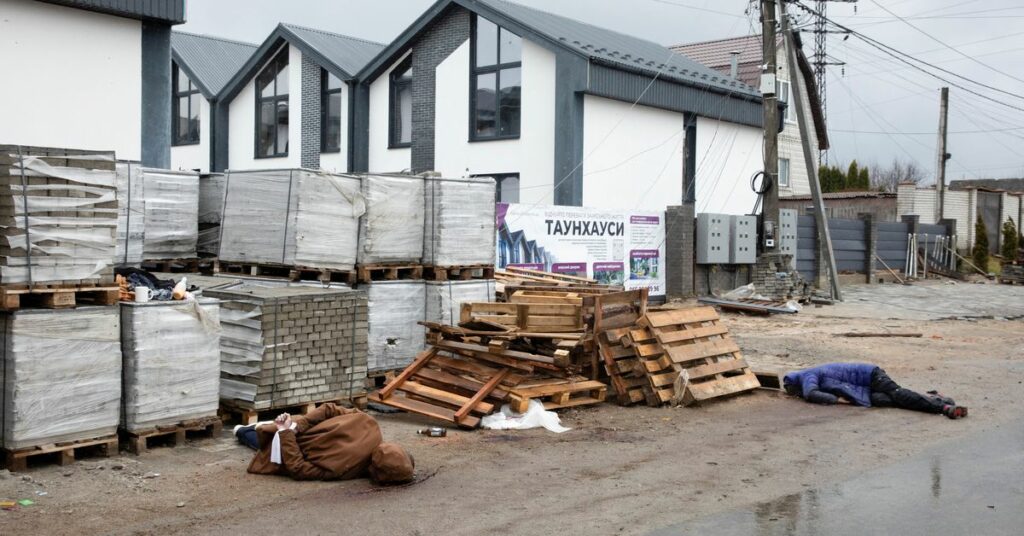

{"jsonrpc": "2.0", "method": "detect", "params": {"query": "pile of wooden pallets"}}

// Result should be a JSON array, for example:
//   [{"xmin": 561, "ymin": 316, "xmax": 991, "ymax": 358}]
[
  {"xmin": 1000, "ymin": 264, "xmax": 1024, "ymax": 285},
  {"xmin": 495, "ymin": 267, "xmax": 622, "ymax": 300},
  {"xmin": 595, "ymin": 306, "xmax": 760, "ymax": 407}
]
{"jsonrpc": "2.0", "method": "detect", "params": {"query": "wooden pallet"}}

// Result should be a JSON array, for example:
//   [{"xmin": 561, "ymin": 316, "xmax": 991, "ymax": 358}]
[
  {"xmin": 3, "ymin": 434, "xmax": 118, "ymax": 472},
  {"xmin": 220, "ymin": 396, "xmax": 366, "ymax": 426},
  {"xmin": 508, "ymin": 377, "xmax": 607, "ymax": 412},
  {"xmin": 498, "ymin": 267, "xmax": 601, "ymax": 286},
  {"xmin": 122, "ymin": 416, "xmax": 222, "ymax": 455},
  {"xmin": 140, "ymin": 257, "xmax": 214, "ymax": 274},
  {"xmin": 625, "ymin": 326, "xmax": 685, "ymax": 406},
  {"xmin": 597, "ymin": 327, "xmax": 647, "ymax": 405},
  {"xmin": 213, "ymin": 260, "xmax": 357, "ymax": 285},
  {"xmin": 460, "ymin": 301, "xmax": 583, "ymax": 333},
  {"xmin": 423, "ymin": 264, "xmax": 495, "ymax": 282},
  {"xmin": 0, "ymin": 282, "xmax": 119, "ymax": 310},
  {"xmin": 640, "ymin": 308, "xmax": 760, "ymax": 406},
  {"xmin": 356, "ymin": 263, "xmax": 424, "ymax": 283}
]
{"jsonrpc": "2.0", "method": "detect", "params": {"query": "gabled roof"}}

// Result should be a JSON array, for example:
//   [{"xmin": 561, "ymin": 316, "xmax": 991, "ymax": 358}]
[
  {"xmin": 39, "ymin": 0, "xmax": 185, "ymax": 24},
  {"xmin": 218, "ymin": 23, "xmax": 385, "ymax": 102},
  {"xmin": 172, "ymin": 32, "xmax": 258, "ymax": 99},
  {"xmin": 671, "ymin": 34, "xmax": 770, "ymax": 88},
  {"xmin": 358, "ymin": 0, "xmax": 758, "ymax": 98}
]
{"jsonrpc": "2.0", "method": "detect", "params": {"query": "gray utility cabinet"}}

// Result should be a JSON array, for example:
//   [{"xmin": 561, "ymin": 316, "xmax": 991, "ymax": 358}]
[
  {"xmin": 729, "ymin": 215, "xmax": 757, "ymax": 264},
  {"xmin": 779, "ymin": 209, "xmax": 798, "ymax": 269},
  {"xmin": 696, "ymin": 213, "xmax": 730, "ymax": 264}
]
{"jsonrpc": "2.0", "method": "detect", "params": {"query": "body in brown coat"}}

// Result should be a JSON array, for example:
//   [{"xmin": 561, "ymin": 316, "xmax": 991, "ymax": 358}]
[{"xmin": 247, "ymin": 403, "xmax": 383, "ymax": 481}]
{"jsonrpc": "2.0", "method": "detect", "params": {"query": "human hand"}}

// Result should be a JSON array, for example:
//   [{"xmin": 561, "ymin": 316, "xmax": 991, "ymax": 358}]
[{"xmin": 274, "ymin": 413, "xmax": 293, "ymax": 431}]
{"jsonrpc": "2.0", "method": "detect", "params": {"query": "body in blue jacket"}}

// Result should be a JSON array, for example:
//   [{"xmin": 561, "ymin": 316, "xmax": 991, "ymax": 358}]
[{"xmin": 783, "ymin": 362, "xmax": 968, "ymax": 418}]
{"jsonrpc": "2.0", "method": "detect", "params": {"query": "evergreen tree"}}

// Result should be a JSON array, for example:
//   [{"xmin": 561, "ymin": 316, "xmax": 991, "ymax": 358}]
[
  {"xmin": 973, "ymin": 216, "xmax": 989, "ymax": 271},
  {"xmin": 1002, "ymin": 217, "xmax": 1019, "ymax": 262},
  {"xmin": 859, "ymin": 167, "xmax": 870, "ymax": 190},
  {"xmin": 847, "ymin": 161, "xmax": 860, "ymax": 190}
]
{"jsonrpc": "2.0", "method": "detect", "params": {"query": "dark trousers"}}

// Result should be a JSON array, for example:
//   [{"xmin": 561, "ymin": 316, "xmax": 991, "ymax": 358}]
[
  {"xmin": 870, "ymin": 368, "xmax": 944, "ymax": 414},
  {"xmin": 235, "ymin": 424, "xmax": 260, "ymax": 450}
]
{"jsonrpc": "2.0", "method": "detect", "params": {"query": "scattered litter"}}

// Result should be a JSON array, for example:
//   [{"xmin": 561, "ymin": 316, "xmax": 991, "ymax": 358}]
[
  {"xmin": 416, "ymin": 427, "xmax": 447, "ymax": 438},
  {"xmin": 143, "ymin": 472, "xmax": 160, "ymax": 479},
  {"xmin": 34, "ymin": 491, "xmax": 47, "ymax": 497},
  {"xmin": 481, "ymin": 400, "xmax": 571, "ymax": 433},
  {"xmin": 176, "ymin": 502, "xmax": 186, "ymax": 508},
  {"xmin": 17, "ymin": 500, "xmax": 34, "ymax": 507},
  {"xmin": 1, "ymin": 501, "xmax": 17, "ymax": 510}
]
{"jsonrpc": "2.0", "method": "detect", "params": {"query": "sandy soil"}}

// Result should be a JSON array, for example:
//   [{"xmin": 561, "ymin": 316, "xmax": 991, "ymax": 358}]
[{"xmin": 3, "ymin": 284, "xmax": 1023, "ymax": 536}]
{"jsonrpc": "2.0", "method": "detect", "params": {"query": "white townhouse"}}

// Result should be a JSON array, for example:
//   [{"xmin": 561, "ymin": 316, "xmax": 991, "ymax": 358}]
[
  {"xmin": 351, "ymin": 0, "xmax": 775, "ymax": 214},
  {"xmin": 0, "ymin": 0, "xmax": 185, "ymax": 166},
  {"xmin": 216, "ymin": 24, "xmax": 385, "ymax": 172},
  {"xmin": 170, "ymin": 32, "xmax": 257, "ymax": 173}
]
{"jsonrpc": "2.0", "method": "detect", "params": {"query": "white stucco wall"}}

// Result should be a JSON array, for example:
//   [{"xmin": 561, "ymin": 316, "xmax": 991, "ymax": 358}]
[
  {"xmin": 228, "ymin": 44, "xmax": 302, "ymax": 170},
  {"xmin": 170, "ymin": 98, "xmax": 211, "ymax": 172},
  {"xmin": 695, "ymin": 116, "xmax": 763, "ymax": 215},
  {"xmin": 581, "ymin": 95, "xmax": 685, "ymax": 211},
  {"xmin": 368, "ymin": 51, "xmax": 413, "ymax": 173},
  {"xmin": 319, "ymin": 82, "xmax": 349, "ymax": 172},
  {"xmin": 433, "ymin": 39, "xmax": 557, "ymax": 205},
  {"xmin": 0, "ymin": 0, "xmax": 141, "ymax": 159}
]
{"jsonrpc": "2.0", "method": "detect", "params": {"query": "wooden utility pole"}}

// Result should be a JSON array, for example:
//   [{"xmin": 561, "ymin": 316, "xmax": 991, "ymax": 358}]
[
  {"xmin": 936, "ymin": 87, "xmax": 950, "ymax": 222},
  {"xmin": 780, "ymin": 1, "xmax": 842, "ymax": 300},
  {"xmin": 761, "ymin": 0, "xmax": 780, "ymax": 252}
]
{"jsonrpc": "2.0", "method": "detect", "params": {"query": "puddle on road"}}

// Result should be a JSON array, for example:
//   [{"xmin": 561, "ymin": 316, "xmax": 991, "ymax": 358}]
[{"xmin": 649, "ymin": 421, "xmax": 1024, "ymax": 535}]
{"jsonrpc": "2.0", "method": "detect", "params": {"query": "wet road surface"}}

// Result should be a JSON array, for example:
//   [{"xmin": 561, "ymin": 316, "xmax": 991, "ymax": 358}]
[{"xmin": 650, "ymin": 420, "xmax": 1024, "ymax": 535}]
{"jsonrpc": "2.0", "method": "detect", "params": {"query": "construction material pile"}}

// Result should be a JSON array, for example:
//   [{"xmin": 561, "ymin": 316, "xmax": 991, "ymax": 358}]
[
  {"xmin": 197, "ymin": 173, "xmax": 225, "ymax": 257},
  {"xmin": 495, "ymin": 266, "xmax": 623, "ymax": 301},
  {"xmin": 119, "ymin": 298, "xmax": 221, "ymax": 432},
  {"xmin": 114, "ymin": 165, "xmax": 200, "ymax": 264},
  {"xmin": 358, "ymin": 174, "xmax": 425, "ymax": 265},
  {"xmin": 115, "ymin": 162, "xmax": 145, "ymax": 265},
  {"xmin": 366, "ymin": 280, "xmax": 426, "ymax": 373},
  {"xmin": 0, "ymin": 145, "xmax": 118, "ymax": 284},
  {"xmin": 423, "ymin": 176, "xmax": 496, "ymax": 267}
]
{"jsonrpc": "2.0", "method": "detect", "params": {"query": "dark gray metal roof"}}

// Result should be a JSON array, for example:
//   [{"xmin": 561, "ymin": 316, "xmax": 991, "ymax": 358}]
[
  {"xmin": 474, "ymin": 0, "xmax": 758, "ymax": 97},
  {"xmin": 218, "ymin": 23, "xmax": 385, "ymax": 102},
  {"xmin": 172, "ymin": 32, "xmax": 258, "ymax": 99},
  {"xmin": 38, "ymin": 0, "xmax": 185, "ymax": 24},
  {"xmin": 951, "ymin": 178, "xmax": 1024, "ymax": 194}
]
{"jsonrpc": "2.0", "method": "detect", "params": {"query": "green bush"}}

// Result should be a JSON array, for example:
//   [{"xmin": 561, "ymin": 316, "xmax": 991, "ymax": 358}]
[{"xmin": 1002, "ymin": 217, "xmax": 1019, "ymax": 262}]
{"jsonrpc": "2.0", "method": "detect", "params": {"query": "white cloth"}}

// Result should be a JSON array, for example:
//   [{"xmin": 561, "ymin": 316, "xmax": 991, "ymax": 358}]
[
  {"xmin": 270, "ymin": 422, "xmax": 297, "ymax": 464},
  {"xmin": 481, "ymin": 400, "xmax": 571, "ymax": 433}
]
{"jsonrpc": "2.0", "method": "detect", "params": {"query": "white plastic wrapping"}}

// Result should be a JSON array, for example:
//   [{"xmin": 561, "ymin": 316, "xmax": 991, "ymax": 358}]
[
  {"xmin": 1, "ymin": 307, "xmax": 122, "ymax": 449},
  {"xmin": 219, "ymin": 169, "xmax": 363, "ymax": 271},
  {"xmin": 1, "ymin": 147, "xmax": 118, "ymax": 284},
  {"xmin": 197, "ymin": 173, "xmax": 225, "ymax": 257},
  {"xmin": 358, "ymin": 174, "xmax": 425, "ymax": 264},
  {"xmin": 481, "ymin": 400, "xmax": 571, "ymax": 433},
  {"xmin": 141, "ymin": 168, "xmax": 199, "ymax": 260},
  {"xmin": 120, "ymin": 299, "xmax": 222, "ymax": 432},
  {"xmin": 423, "ymin": 176, "xmax": 497, "ymax": 266},
  {"xmin": 367, "ymin": 281, "xmax": 426, "ymax": 372},
  {"xmin": 115, "ymin": 161, "xmax": 145, "ymax": 265},
  {"xmin": 425, "ymin": 279, "xmax": 496, "ymax": 325}
]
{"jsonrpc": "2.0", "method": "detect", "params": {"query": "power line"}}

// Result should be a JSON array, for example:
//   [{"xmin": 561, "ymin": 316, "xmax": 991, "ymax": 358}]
[{"xmin": 832, "ymin": 126, "xmax": 1024, "ymax": 135}]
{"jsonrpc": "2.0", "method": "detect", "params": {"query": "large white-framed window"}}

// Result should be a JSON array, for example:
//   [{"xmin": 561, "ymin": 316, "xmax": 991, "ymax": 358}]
[
  {"xmin": 255, "ymin": 45, "xmax": 290, "ymax": 158},
  {"xmin": 778, "ymin": 157, "xmax": 791, "ymax": 188},
  {"xmin": 172, "ymin": 63, "xmax": 200, "ymax": 146},
  {"xmin": 470, "ymin": 15, "xmax": 522, "ymax": 141}
]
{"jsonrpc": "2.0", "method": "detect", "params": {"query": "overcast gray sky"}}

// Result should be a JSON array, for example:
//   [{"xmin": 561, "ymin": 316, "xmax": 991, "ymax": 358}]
[{"xmin": 180, "ymin": 0, "xmax": 1024, "ymax": 182}]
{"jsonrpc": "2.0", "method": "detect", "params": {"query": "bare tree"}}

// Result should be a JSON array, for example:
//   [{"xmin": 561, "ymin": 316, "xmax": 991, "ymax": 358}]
[{"xmin": 869, "ymin": 158, "xmax": 928, "ymax": 192}]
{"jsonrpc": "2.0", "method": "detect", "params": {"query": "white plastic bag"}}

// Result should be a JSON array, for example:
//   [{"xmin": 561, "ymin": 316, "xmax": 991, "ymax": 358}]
[{"xmin": 480, "ymin": 400, "xmax": 571, "ymax": 434}]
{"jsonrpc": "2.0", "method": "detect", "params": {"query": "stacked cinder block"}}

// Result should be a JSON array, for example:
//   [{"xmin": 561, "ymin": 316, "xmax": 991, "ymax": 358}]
[
  {"xmin": 0, "ymin": 145, "xmax": 118, "ymax": 284},
  {"xmin": 751, "ymin": 253, "xmax": 810, "ymax": 301},
  {"xmin": 206, "ymin": 283, "xmax": 367, "ymax": 410},
  {"xmin": 0, "ymin": 307, "xmax": 122, "ymax": 449}
]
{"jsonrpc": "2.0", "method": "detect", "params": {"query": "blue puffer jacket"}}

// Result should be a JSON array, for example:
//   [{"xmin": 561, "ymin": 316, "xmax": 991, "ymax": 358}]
[{"xmin": 783, "ymin": 363, "xmax": 879, "ymax": 407}]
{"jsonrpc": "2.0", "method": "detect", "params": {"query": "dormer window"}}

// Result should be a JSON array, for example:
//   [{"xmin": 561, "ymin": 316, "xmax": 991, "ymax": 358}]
[
  {"xmin": 471, "ymin": 15, "xmax": 522, "ymax": 140},
  {"xmin": 255, "ymin": 45, "xmax": 289, "ymax": 158}
]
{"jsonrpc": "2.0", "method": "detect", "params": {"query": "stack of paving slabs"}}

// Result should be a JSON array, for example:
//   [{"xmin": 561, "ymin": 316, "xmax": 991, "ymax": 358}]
[
  {"xmin": 598, "ymin": 306, "xmax": 759, "ymax": 407},
  {"xmin": 423, "ymin": 176, "xmax": 496, "ymax": 267},
  {"xmin": 114, "ymin": 161, "xmax": 144, "ymax": 265},
  {"xmin": 358, "ymin": 174, "xmax": 424, "ymax": 265},
  {"xmin": 366, "ymin": 280, "xmax": 426, "ymax": 373},
  {"xmin": 114, "ymin": 166, "xmax": 200, "ymax": 263},
  {"xmin": 370, "ymin": 321, "xmax": 604, "ymax": 429},
  {"xmin": 197, "ymin": 173, "xmax": 225, "ymax": 257},
  {"xmin": 0, "ymin": 146, "xmax": 118, "ymax": 285},
  {"xmin": 204, "ymin": 282, "xmax": 368, "ymax": 413}
]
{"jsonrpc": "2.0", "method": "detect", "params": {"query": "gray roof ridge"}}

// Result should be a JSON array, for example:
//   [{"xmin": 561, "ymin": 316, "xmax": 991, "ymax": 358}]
[
  {"xmin": 278, "ymin": 22, "xmax": 387, "ymax": 47},
  {"xmin": 173, "ymin": 30, "xmax": 258, "ymax": 48}
]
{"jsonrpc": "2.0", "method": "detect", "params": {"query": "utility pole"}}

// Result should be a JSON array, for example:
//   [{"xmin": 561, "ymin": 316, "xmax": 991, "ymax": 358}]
[
  {"xmin": 936, "ymin": 87, "xmax": 950, "ymax": 222},
  {"xmin": 811, "ymin": 0, "xmax": 857, "ymax": 166},
  {"xmin": 761, "ymin": 0, "xmax": 780, "ymax": 253},
  {"xmin": 780, "ymin": 1, "xmax": 842, "ymax": 300}
]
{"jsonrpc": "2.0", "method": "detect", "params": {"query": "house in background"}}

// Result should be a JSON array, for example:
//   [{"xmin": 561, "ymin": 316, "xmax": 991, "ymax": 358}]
[
  {"xmin": 352, "ymin": 0, "xmax": 769, "ymax": 213},
  {"xmin": 216, "ymin": 24, "xmax": 385, "ymax": 172},
  {"xmin": 0, "ymin": 0, "xmax": 185, "ymax": 166},
  {"xmin": 170, "ymin": 32, "xmax": 257, "ymax": 173},
  {"xmin": 673, "ymin": 32, "xmax": 829, "ymax": 199}
]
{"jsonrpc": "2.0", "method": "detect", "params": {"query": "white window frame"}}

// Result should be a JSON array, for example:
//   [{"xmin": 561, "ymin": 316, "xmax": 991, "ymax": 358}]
[
  {"xmin": 778, "ymin": 80, "xmax": 795, "ymax": 123},
  {"xmin": 778, "ymin": 157, "xmax": 791, "ymax": 188}
]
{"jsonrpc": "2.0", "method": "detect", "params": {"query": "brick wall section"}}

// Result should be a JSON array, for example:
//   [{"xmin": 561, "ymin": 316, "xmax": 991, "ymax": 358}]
[
  {"xmin": 750, "ymin": 253, "xmax": 810, "ymax": 300},
  {"xmin": 411, "ymin": 7, "xmax": 471, "ymax": 173},
  {"xmin": 666, "ymin": 204, "xmax": 695, "ymax": 298},
  {"xmin": 301, "ymin": 53, "xmax": 322, "ymax": 169}
]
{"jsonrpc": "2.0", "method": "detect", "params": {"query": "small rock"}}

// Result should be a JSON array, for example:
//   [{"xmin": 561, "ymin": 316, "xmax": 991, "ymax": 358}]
[
  {"xmin": 0, "ymin": 469, "xmax": 11, "ymax": 480},
  {"xmin": 176, "ymin": 502, "xmax": 185, "ymax": 508},
  {"xmin": 143, "ymin": 472, "xmax": 160, "ymax": 479},
  {"xmin": 21, "ymin": 475, "xmax": 33, "ymax": 483},
  {"xmin": 110, "ymin": 463, "xmax": 125, "ymax": 471},
  {"xmin": 62, "ymin": 471, "xmax": 74, "ymax": 478}
]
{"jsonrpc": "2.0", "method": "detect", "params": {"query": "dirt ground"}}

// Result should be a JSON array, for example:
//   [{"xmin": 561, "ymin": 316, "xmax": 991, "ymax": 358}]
[{"xmin": 2, "ymin": 282, "xmax": 1023, "ymax": 536}]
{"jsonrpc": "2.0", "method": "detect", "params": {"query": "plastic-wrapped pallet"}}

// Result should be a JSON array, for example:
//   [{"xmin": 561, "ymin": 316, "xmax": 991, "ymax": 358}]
[
  {"xmin": 141, "ymin": 168, "xmax": 199, "ymax": 260},
  {"xmin": 197, "ymin": 173, "xmax": 225, "ymax": 256},
  {"xmin": 358, "ymin": 174, "xmax": 424, "ymax": 264},
  {"xmin": 0, "ymin": 307, "xmax": 121, "ymax": 449},
  {"xmin": 423, "ymin": 176, "xmax": 496, "ymax": 267},
  {"xmin": 0, "ymin": 145, "xmax": 118, "ymax": 284},
  {"xmin": 218, "ymin": 169, "xmax": 363, "ymax": 271},
  {"xmin": 366, "ymin": 281, "xmax": 426, "ymax": 372},
  {"xmin": 120, "ymin": 299, "xmax": 221, "ymax": 432},
  {"xmin": 425, "ymin": 279, "xmax": 496, "ymax": 325},
  {"xmin": 205, "ymin": 282, "xmax": 367, "ymax": 410},
  {"xmin": 115, "ymin": 161, "xmax": 145, "ymax": 265}
]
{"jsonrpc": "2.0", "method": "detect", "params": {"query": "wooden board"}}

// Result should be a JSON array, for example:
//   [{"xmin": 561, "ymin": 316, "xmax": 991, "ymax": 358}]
[
  {"xmin": 508, "ymin": 378, "xmax": 607, "ymax": 412},
  {"xmin": 122, "ymin": 416, "xmax": 222, "ymax": 455},
  {"xmin": 356, "ymin": 264, "xmax": 424, "ymax": 283},
  {"xmin": 3, "ymin": 434, "xmax": 118, "ymax": 472},
  {"xmin": 0, "ymin": 283, "xmax": 119, "ymax": 311}
]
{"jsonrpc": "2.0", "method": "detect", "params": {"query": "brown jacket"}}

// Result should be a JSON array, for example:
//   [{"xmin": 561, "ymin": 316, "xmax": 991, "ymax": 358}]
[{"xmin": 247, "ymin": 403, "xmax": 383, "ymax": 481}]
